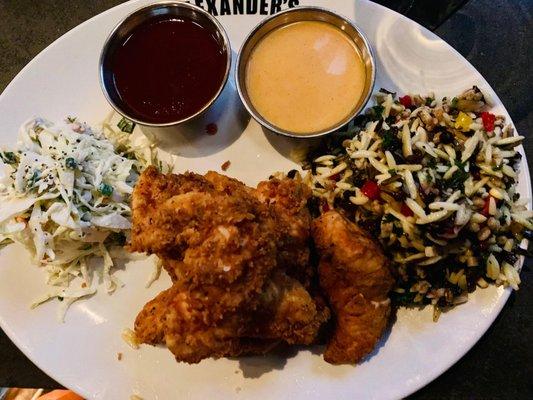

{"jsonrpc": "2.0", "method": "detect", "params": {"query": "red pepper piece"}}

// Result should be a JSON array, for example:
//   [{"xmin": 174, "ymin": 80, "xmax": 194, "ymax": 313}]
[
  {"xmin": 401, "ymin": 202, "xmax": 414, "ymax": 217},
  {"xmin": 322, "ymin": 202, "xmax": 330, "ymax": 212},
  {"xmin": 361, "ymin": 180, "xmax": 380, "ymax": 200},
  {"xmin": 330, "ymin": 173, "xmax": 341, "ymax": 181},
  {"xmin": 481, "ymin": 112, "xmax": 496, "ymax": 132},
  {"xmin": 482, "ymin": 195, "xmax": 492, "ymax": 216},
  {"xmin": 399, "ymin": 95, "xmax": 412, "ymax": 108}
]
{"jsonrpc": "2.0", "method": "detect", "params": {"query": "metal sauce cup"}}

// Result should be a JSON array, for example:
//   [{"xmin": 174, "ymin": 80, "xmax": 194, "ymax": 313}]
[
  {"xmin": 99, "ymin": 2, "xmax": 233, "ymax": 155},
  {"xmin": 236, "ymin": 6, "xmax": 376, "ymax": 139}
]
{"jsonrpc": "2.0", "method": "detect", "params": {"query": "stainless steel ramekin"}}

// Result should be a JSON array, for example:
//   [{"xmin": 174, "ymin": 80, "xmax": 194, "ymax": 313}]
[
  {"xmin": 99, "ymin": 1, "xmax": 231, "ymax": 129},
  {"xmin": 236, "ymin": 6, "xmax": 376, "ymax": 139}
]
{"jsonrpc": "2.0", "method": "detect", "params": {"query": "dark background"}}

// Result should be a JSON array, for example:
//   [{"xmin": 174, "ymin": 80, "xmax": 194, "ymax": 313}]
[{"xmin": 0, "ymin": 0, "xmax": 531, "ymax": 398}]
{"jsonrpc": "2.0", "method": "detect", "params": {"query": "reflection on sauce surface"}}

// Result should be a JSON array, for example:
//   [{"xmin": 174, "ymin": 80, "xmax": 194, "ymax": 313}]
[
  {"xmin": 246, "ymin": 21, "xmax": 366, "ymax": 135},
  {"xmin": 110, "ymin": 16, "xmax": 227, "ymax": 124}
]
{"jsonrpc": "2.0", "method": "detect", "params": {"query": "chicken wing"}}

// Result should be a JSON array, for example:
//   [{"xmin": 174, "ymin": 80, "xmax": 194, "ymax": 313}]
[{"xmin": 312, "ymin": 211, "xmax": 394, "ymax": 364}]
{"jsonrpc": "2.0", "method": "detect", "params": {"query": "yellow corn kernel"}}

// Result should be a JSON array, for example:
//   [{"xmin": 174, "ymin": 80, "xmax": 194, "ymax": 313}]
[{"xmin": 455, "ymin": 112, "xmax": 473, "ymax": 132}]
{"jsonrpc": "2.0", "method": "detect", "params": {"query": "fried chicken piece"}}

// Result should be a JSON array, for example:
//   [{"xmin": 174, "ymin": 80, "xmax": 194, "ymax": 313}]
[
  {"xmin": 204, "ymin": 170, "xmax": 254, "ymax": 197},
  {"xmin": 312, "ymin": 211, "xmax": 394, "ymax": 364},
  {"xmin": 163, "ymin": 284, "xmax": 251, "ymax": 363},
  {"xmin": 150, "ymin": 191, "xmax": 277, "ymax": 305},
  {"xmin": 255, "ymin": 176, "xmax": 313, "ymax": 287},
  {"xmin": 131, "ymin": 169, "xmax": 280, "ymax": 362},
  {"xmin": 135, "ymin": 285, "xmax": 177, "ymax": 345},
  {"xmin": 136, "ymin": 281, "xmax": 252, "ymax": 363},
  {"xmin": 131, "ymin": 168, "xmax": 313, "ymax": 287},
  {"xmin": 157, "ymin": 265, "xmax": 329, "ymax": 348},
  {"xmin": 130, "ymin": 167, "xmax": 271, "ymax": 279},
  {"xmin": 245, "ymin": 270, "xmax": 330, "ymax": 345},
  {"xmin": 129, "ymin": 166, "xmax": 214, "ymax": 254},
  {"xmin": 134, "ymin": 284, "xmax": 280, "ymax": 362},
  {"xmin": 134, "ymin": 270, "xmax": 328, "ymax": 360}
]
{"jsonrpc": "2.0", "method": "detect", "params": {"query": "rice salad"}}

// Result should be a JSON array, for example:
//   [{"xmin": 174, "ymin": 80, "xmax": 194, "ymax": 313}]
[
  {"xmin": 305, "ymin": 87, "xmax": 531, "ymax": 315},
  {"xmin": 0, "ymin": 116, "xmax": 169, "ymax": 320}
]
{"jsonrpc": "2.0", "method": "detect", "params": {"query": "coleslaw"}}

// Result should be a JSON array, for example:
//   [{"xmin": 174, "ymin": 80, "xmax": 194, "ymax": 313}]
[{"xmin": 0, "ymin": 116, "xmax": 169, "ymax": 320}]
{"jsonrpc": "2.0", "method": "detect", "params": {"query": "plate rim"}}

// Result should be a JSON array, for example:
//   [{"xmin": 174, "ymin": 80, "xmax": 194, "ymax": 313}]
[{"xmin": 0, "ymin": 1, "xmax": 530, "ymax": 399}]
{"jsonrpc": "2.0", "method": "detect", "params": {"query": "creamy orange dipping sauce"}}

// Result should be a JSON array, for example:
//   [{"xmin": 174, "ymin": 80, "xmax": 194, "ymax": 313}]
[{"xmin": 246, "ymin": 21, "xmax": 366, "ymax": 135}]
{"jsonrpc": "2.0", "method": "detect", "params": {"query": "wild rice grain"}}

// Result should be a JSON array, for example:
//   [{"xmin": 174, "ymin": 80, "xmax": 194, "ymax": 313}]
[{"xmin": 478, "ymin": 227, "xmax": 491, "ymax": 241}]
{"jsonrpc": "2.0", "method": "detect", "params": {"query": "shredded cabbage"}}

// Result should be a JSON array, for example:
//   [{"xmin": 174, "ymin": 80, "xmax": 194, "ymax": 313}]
[{"xmin": 0, "ymin": 116, "xmax": 170, "ymax": 320}]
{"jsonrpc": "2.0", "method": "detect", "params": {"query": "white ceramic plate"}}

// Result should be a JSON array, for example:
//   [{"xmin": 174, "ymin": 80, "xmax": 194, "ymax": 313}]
[{"xmin": 0, "ymin": 1, "xmax": 530, "ymax": 399}]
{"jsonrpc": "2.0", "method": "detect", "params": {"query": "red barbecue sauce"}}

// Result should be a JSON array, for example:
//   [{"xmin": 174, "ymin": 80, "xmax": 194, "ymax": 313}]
[{"xmin": 109, "ymin": 16, "xmax": 227, "ymax": 124}]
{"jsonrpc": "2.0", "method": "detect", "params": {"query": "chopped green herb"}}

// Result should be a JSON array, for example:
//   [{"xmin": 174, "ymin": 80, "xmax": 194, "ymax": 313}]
[
  {"xmin": 58, "ymin": 296, "xmax": 64, "ymax": 302},
  {"xmin": 370, "ymin": 105, "xmax": 385, "ymax": 120},
  {"xmin": 383, "ymin": 213, "xmax": 398, "ymax": 223},
  {"xmin": 381, "ymin": 128, "xmax": 401, "ymax": 151},
  {"xmin": 444, "ymin": 161, "xmax": 469, "ymax": 191},
  {"xmin": 450, "ymin": 97, "xmax": 459, "ymax": 109},
  {"xmin": 65, "ymin": 157, "xmax": 77, "ymax": 170},
  {"xmin": 0, "ymin": 151, "xmax": 17, "ymax": 164},
  {"xmin": 392, "ymin": 224, "xmax": 403, "ymax": 235},
  {"xmin": 28, "ymin": 170, "xmax": 41, "ymax": 187},
  {"xmin": 98, "ymin": 183, "xmax": 114, "ymax": 197},
  {"xmin": 117, "ymin": 117, "xmax": 136, "ymax": 134},
  {"xmin": 0, "ymin": 238, "xmax": 14, "ymax": 250},
  {"xmin": 66, "ymin": 116, "xmax": 77, "ymax": 123}
]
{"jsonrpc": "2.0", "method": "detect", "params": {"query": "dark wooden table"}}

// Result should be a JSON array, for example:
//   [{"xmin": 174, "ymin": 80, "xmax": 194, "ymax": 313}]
[{"xmin": 0, "ymin": 1, "xmax": 531, "ymax": 398}]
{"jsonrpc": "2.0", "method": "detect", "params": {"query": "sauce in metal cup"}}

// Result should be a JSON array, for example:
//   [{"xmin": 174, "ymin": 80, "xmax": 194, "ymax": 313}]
[
  {"xmin": 236, "ymin": 7, "xmax": 375, "ymax": 138},
  {"xmin": 99, "ymin": 2, "xmax": 231, "ymax": 128}
]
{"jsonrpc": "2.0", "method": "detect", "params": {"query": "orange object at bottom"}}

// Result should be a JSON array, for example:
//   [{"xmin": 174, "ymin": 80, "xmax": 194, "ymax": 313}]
[
  {"xmin": 1, "ymin": 389, "xmax": 83, "ymax": 400},
  {"xmin": 38, "ymin": 390, "xmax": 83, "ymax": 400}
]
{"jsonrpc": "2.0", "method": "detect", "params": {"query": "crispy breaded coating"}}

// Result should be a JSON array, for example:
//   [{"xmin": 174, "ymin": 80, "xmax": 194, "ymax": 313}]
[
  {"xmin": 134, "ymin": 270, "xmax": 327, "ymax": 360},
  {"xmin": 134, "ymin": 282, "xmax": 249, "ymax": 360},
  {"xmin": 162, "ymin": 284, "xmax": 249, "ymax": 363},
  {"xmin": 134, "ymin": 285, "xmax": 177, "ymax": 345},
  {"xmin": 245, "ymin": 270, "xmax": 330, "ymax": 345},
  {"xmin": 255, "ymin": 176, "xmax": 313, "ymax": 287},
  {"xmin": 144, "ymin": 190, "xmax": 278, "ymax": 305},
  {"xmin": 312, "ymin": 211, "xmax": 394, "ymax": 364},
  {"xmin": 129, "ymin": 166, "xmax": 213, "ymax": 254},
  {"xmin": 204, "ymin": 170, "xmax": 254, "ymax": 197},
  {"xmin": 131, "ymin": 168, "xmax": 329, "ymax": 363},
  {"xmin": 132, "ymin": 168, "xmax": 278, "ymax": 362},
  {"xmin": 134, "ymin": 282, "xmax": 281, "ymax": 362}
]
